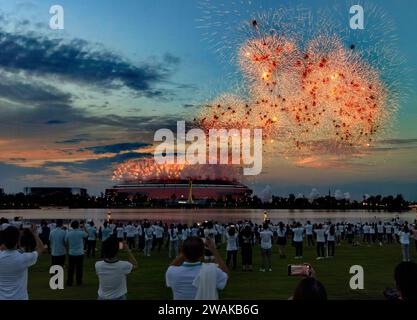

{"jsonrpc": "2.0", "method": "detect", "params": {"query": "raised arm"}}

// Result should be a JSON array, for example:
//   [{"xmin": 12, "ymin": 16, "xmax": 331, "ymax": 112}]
[
  {"xmin": 31, "ymin": 225, "xmax": 45, "ymax": 256},
  {"xmin": 206, "ymin": 238, "xmax": 230, "ymax": 276},
  {"xmin": 123, "ymin": 242, "xmax": 138, "ymax": 269}
]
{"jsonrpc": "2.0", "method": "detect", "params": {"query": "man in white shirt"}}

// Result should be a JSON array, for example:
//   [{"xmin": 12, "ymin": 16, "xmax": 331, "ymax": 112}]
[
  {"xmin": 0, "ymin": 225, "xmax": 44, "ymax": 300},
  {"xmin": 314, "ymin": 224, "xmax": 326, "ymax": 259},
  {"xmin": 95, "ymin": 236, "xmax": 137, "ymax": 300},
  {"xmin": 166, "ymin": 237, "xmax": 229, "ymax": 300},
  {"xmin": 124, "ymin": 222, "xmax": 137, "ymax": 249},
  {"xmin": 305, "ymin": 221, "xmax": 314, "ymax": 247},
  {"xmin": 292, "ymin": 223, "xmax": 305, "ymax": 259}
]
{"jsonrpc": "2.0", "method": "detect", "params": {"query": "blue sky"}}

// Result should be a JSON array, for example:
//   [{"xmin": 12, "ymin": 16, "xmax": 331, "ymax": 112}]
[{"xmin": 0, "ymin": 0, "xmax": 416, "ymax": 199}]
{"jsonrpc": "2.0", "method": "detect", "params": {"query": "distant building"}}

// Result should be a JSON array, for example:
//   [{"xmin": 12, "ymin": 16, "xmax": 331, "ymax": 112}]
[
  {"xmin": 106, "ymin": 179, "xmax": 252, "ymax": 202},
  {"xmin": 24, "ymin": 187, "xmax": 87, "ymax": 197}
]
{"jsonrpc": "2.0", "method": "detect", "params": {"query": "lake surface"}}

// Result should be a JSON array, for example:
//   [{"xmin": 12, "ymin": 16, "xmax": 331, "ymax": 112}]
[{"xmin": 1, "ymin": 208, "xmax": 416, "ymax": 225}]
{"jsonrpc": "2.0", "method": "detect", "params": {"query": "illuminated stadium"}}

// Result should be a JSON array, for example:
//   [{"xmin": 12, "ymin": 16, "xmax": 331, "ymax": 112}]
[
  {"xmin": 108, "ymin": 159, "xmax": 252, "ymax": 202},
  {"xmin": 106, "ymin": 179, "xmax": 252, "ymax": 202}
]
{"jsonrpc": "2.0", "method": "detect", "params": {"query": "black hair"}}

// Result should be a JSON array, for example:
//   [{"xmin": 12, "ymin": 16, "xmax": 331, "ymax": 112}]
[
  {"xmin": 182, "ymin": 237, "xmax": 204, "ymax": 262},
  {"xmin": 71, "ymin": 220, "xmax": 79, "ymax": 229},
  {"xmin": 293, "ymin": 277, "xmax": 328, "ymax": 300},
  {"xmin": 102, "ymin": 236, "xmax": 119, "ymax": 259},
  {"xmin": 395, "ymin": 262, "xmax": 417, "ymax": 301},
  {"xmin": 228, "ymin": 226, "xmax": 236, "ymax": 236},
  {"xmin": 56, "ymin": 219, "xmax": 63, "ymax": 227},
  {"xmin": 2, "ymin": 226, "xmax": 20, "ymax": 250}
]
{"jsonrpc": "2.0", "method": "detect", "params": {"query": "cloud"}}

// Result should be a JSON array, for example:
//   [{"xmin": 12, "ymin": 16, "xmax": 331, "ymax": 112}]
[
  {"xmin": 45, "ymin": 120, "xmax": 67, "ymax": 125},
  {"xmin": 44, "ymin": 152, "xmax": 152, "ymax": 173},
  {"xmin": 0, "ymin": 29, "xmax": 180, "ymax": 98},
  {"xmin": 84, "ymin": 142, "xmax": 151, "ymax": 154}
]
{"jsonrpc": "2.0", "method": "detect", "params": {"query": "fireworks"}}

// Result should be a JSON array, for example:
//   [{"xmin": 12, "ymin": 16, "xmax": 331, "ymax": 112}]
[
  {"xmin": 112, "ymin": 158, "xmax": 241, "ymax": 182},
  {"xmin": 196, "ymin": 1, "xmax": 404, "ymax": 158}
]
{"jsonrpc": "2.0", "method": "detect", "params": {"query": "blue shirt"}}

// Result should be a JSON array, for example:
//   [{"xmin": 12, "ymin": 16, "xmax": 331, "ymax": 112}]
[
  {"xmin": 87, "ymin": 227, "xmax": 97, "ymax": 241},
  {"xmin": 49, "ymin": 228, "xmax": 67, "ymax": 256},
  {"xmin": 101, "ymin": 227, "xmax": 112, "ymax": 242},
  {"xmin": 65, "ymin": 229, "xmax": 87, "ymax": 256}
]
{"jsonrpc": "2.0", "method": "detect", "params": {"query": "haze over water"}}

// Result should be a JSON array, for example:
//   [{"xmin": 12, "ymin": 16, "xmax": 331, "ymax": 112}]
[{"xmin": 1, "ymin": 209, "xmax": 416, "ymax": 225}]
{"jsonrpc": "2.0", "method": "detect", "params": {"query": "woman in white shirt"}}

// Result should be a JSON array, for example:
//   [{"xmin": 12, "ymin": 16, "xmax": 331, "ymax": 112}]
[
  {"xmin": 225, "ymin": 225, "xmax": 238, "ymax": 270},
  {"xmin": 398, "ymin": 225, "xmax": 411, "ymax": 262}
]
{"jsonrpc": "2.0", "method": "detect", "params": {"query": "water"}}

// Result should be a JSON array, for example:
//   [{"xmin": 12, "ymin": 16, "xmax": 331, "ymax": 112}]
[{"xmin": 1, "ymin": 208, "xmax": 416, "ymax": 225}]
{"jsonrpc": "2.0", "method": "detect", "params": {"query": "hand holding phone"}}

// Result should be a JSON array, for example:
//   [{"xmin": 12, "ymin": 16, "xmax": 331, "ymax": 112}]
[{"xmin": 288, "ymin": 264, "xmax": 312, "ymax": 277}]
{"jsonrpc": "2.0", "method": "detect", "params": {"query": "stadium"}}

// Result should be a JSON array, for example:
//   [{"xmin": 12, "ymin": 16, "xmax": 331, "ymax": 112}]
[{"xmin": 105, "ymin": 179, "xmax": 252, "ymax": 203}]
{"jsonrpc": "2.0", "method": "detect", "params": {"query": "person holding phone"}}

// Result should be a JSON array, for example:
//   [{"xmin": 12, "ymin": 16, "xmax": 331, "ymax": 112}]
[
  {"xmin": 95, "ymin": 236, "xmax": 137, "ymax": 300},
  {"xmin": 0, "ymin": 225, "xmax": 44, "ymax": 300}
]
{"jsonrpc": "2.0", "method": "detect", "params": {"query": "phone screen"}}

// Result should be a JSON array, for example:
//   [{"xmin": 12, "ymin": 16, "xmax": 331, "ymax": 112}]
[{"xmin": 288, "ymin": 264, "xmax": 311, "ymax": 276}]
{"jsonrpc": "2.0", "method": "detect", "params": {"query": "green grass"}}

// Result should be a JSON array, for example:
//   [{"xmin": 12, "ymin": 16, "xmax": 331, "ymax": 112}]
[{"xmin": 27, "ymin": 241, "xmax": 415, "ymax": 300}]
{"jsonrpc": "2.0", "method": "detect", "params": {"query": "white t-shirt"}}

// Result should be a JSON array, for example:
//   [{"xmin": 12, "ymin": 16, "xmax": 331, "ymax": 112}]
[
  {"xmin": 292, "ymin": 228, "xmax": 305, "ymax": 242},
  {"xmin": 314, "ymin": 229, "xmax": 326, "ymax": 243},
  {"xmin": 125, "ymin": 225, "xmax": 137, "ymax": 238},
  {"xmin": 165, "ymin": 262, "xmax": 228, "ymax": 300},
  {"xmin": 0, "ymin": 250, "xmax": 38, "ymax": 300},
  {"xmin": 326, "ymin": 230, "xmax": 336, "ymax": 242},
  {"xmin": 226, "ymin": 234, "xmax": 238, "ymax": 251},
  {"xmin": 95, "ymin": 260, "xmax": 133, "ymax": 299},
  {"xmin": 259, "ymin": 230, "xmax": 273, "ymax": 249},
  {"xmin": 305, "ymin": 224, "xmax": 313, "ymax": 235},
  {"xmin": 116, "ymin": 227, "xmax": 125, "ymax": 239},
  {"xmin": 154, "ymin": 226, "xmax": 164, "ymax": 238},
  {"xmin": 399, "ymin": 231, "xmax": 410, "ymax": 245}
]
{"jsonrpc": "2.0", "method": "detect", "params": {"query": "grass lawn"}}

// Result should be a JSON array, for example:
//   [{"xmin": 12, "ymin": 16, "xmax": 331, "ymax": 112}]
[{"xmin": 27, "ymin": 241, "xmax": 415, "ymax": 300}]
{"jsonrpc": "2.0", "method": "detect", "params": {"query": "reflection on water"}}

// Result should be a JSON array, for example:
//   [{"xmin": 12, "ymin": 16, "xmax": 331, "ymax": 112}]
[{"xmin": 1, "ymin": 208, "xmax": 416, "ymax": 225}]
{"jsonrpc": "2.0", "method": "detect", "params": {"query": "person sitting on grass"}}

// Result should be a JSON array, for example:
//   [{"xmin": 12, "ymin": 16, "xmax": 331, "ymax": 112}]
[
  {"xmin": 95, "ymin": 236, "xmax": 137, "ymax": 300},
  {"xmin": 0, "ymin": 225, "xmax": 44, "ymax": 300},
  {"xmin": 165, "ymin": 236, "xmax": 229, "ymax": 300}
]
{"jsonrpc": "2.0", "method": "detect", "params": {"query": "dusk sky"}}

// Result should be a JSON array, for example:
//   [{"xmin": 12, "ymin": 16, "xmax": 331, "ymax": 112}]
[{"xmin": 0, "ymin": 0, "xmax": 416, "ymax": 199}]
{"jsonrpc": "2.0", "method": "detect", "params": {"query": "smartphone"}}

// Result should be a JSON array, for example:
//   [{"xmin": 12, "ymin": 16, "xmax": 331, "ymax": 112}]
[
  {"xmin": 22, "ymin": 224, "xmax": 32, "ymax": 229},
  {"xmin": 288, "ymin": 264, "xmax": 311, "ymax": 277},
  {"xmin": 119, "ymin": 242, "xmax": 124, "ymax": 250}
]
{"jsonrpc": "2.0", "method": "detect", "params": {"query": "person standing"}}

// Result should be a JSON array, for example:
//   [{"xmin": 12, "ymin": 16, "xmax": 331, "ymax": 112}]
[
  {"xmin": 239, "ymin": 225, "xmax": 253, "ymax": 271},
  {"xmin": 86, "ymin": 221, "xmax": 97, "ymax": 258},
  {"xmin": 165, "ymin": 237, "xmax": 228, "ymax": 300},
  {"xmin": 225, "ymin": 225, "xmax": 238, "ymax": 270},
  {"xmin": 0, "ymin": 225, "xmax": 44, "ymax": 300},
  {"xmin": 399, "ymin": 225, "xmax": 411, "ymax": 262},
  {"xmin": 412, "ymin": 225, "xmax": 417, "ymax": 254},
  {"xmin": 143, "ymin": 221, "xmax": 153, "ymax": 257},
  {"xmin": 326, "ymin": 225, "xmax": 336, "ymax": 258},
  {"xmin": 65, "ymin": 220, "xmax": 88, "ymax": 286},
  {"xmin": 100, "ymin": 222, "xmax": 113, "ymax": 258},
  {"xmin": 49, "ymin": 219, "xmax": 67, "ymax": 266},
  {"xmin": 125, "ymin": 222, "xmax": 136, "ymax": 250},
  {"xmin": 292, "ymin": 223, "xmax": 305, "ymax": 259},
  {"xmin": 314, "ymin": 224, "xmax": 326, "ymax": 259},
  {"xmin": 169, "ymin": 224, "xmax": 180, "ymax": 258},
  {"xmin": 305, "ymin": 221, "xmax": 314, "ymax": 247},
  {"xmin": 276, "ymin": 222, "xmax": 287, "ymax": 258},
  {"xmin": 259, "ymin": 223, "xmax": 273, "ymax": 272},
  {"xmin": 95, "ymin": 237, "xmax": 137, "ymax": 300}
]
